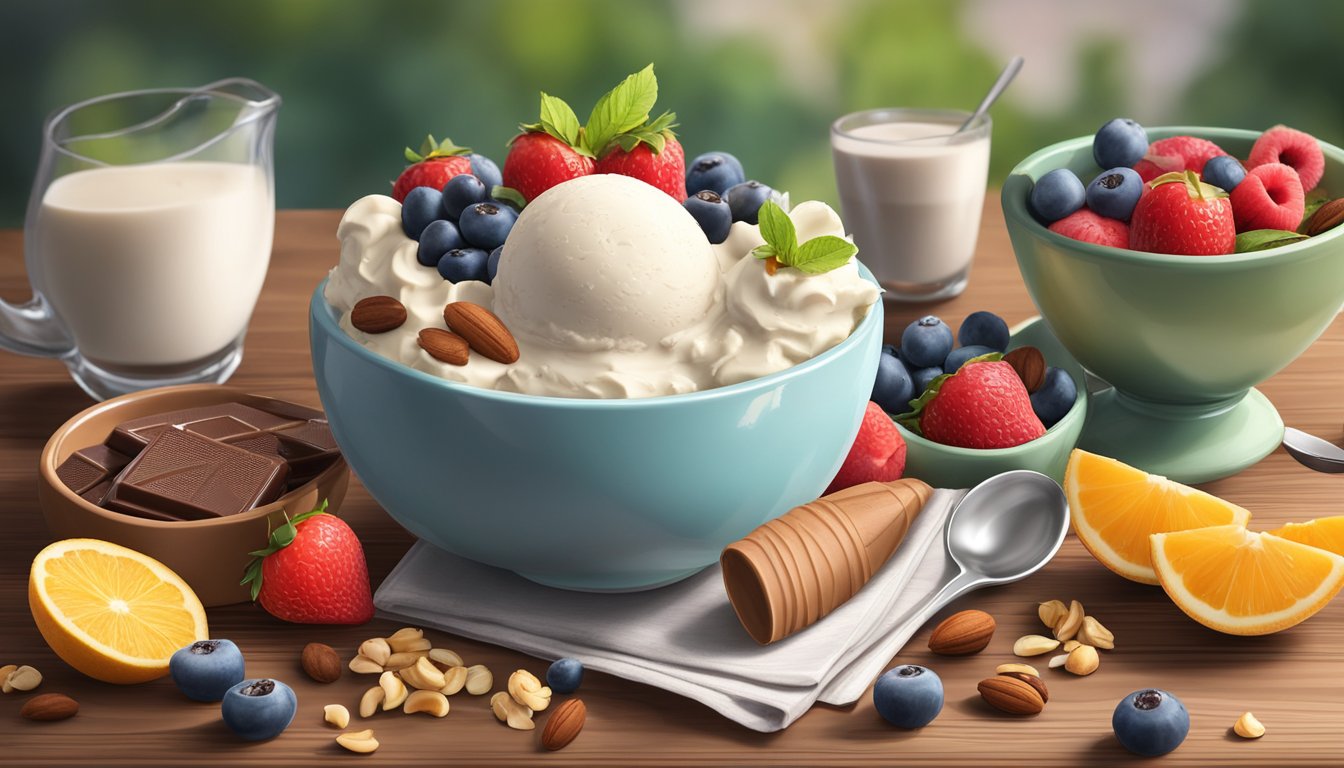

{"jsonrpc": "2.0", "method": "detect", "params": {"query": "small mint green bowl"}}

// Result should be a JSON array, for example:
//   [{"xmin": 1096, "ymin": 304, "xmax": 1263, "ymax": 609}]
[{"xmin": 1002, "ymin": 126, "xmax": 1344, "ymax": 482}]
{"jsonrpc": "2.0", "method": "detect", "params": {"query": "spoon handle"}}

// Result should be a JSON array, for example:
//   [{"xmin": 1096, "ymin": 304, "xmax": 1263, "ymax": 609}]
[
  {"xmin": 960, "ymin": 55, "xmax": 1024, "ymax": 132},
  {"xmin": 902, "ymin": 569, "xmax": 985, "ymax": 636}
]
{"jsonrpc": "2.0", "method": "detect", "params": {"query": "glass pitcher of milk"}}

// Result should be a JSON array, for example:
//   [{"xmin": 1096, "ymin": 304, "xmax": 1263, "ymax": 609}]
[{"xmin": 2, "ymin": 78, "xmax": 280, "ymax": 400}]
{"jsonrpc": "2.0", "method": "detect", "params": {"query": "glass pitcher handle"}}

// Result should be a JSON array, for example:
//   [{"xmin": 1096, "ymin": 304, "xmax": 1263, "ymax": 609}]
[{"xmin": 0, "ymin": 292, "xmax": 75, "ymax": 358}]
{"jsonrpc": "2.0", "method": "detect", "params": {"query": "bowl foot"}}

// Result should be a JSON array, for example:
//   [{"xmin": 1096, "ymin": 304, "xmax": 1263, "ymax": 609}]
[
  {"xmin": 1079, "ymin": 387, "xmax": 1283, "ymax": 483},
  {"xmin": 512, "ymin": 565, "xmax": 711, "ymax": 593}
]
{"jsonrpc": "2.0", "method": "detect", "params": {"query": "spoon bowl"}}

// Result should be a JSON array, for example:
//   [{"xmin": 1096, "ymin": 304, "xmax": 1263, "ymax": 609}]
[
  {"xmin": 946, "ymin": 469, "xmax": 1070, "ymax": 582},
  {"xmin": 1281, "ymin": 427, "xmax": 1344, "ymax": 473}
]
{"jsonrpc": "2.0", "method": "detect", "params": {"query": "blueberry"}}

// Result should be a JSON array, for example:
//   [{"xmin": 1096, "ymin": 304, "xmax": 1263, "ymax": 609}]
[
  {"xmin": 221, "ymin": 678, "xmax": 297, "ymax": 741},
  {"xmin": 1029, "ymin": 169, "xmax": 1086, "ymax": 224},
  {"xmin": 437, "ymin": 247, "xmax": 490, "ymax": 283},
  {"xmin": 1030, "ymin": 367, "xmax": 1077, "ymax": 429},
  {"xmin": 957, "ymin": 310, "xmax": 1010, "ymax": 352},
  {"xmin": 1093, "ymin": 118, "xmax": 1148, "ymax": 169},
  {"xmin": 169, "ymin": 639, "xmax": 245, "ymax": 702},
  {"xmin": 458, "ymin": 201, "xmax": 518, "ymax": 250},
  {"xmin": 546, "ymin": 658, "xmax": 584, "ymax": 694},
  {"xmin": 684, "ymin": 190, "xmax": 733, "ymax": 244},
  {"xmin": 1202, "ymin": 155, "xmax": 1246, "ymax": 192},
  {"xmin": 401, "ymin": 186, "xmax": 443, "ymax": 240},
  {"xmin": 910, "ymin": 366, "xmax": 943, "ymax": 396},
  {"xmin": 1086, "ymin": 167, "xmax": 1144, "ymax": 221},
  {"xmin": 686, "ymin": 151, "xmax": 746, "ymax": 196},
  {"xmin": 487, "ymin": 246, "xmax": 503, "ymax": 284},
  {"xmin": 873, "ymin": 665, "xmax": 943, "ymax": 729},
  {"xmin": 1112, "ymin": 689, "xmax": 1189, "ymax": 757},
  {"xmin": 469, "ymin": 153, "xmax": 503, "ymax": 191},
  {"xmin": 900, "ymin": 316, "xmax": 954, "ymax": 369},
  {"xmin": 943, "ymin": 344, "xmax": 996, "ymax": 374},
  {"xmin": 726, "ymin": 180, "xmax": 774, "ymax": 225},
  {"xmin": 441, "ymin": 174, "xmax": 490, "ymax": 221},
  {"xmin": 872, "ymin": 348, "xmax": 915, "ymax": 414},
  {"xmin": 417, "ymin": 219, "xmax": 465, "ymax": 267}
]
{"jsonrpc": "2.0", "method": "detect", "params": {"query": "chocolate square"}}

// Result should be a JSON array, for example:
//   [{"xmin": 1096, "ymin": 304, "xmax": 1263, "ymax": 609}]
[
  {"xmin": 106, "ymin": 403, "xmax": 304, "ymax": 456},
  {"xmin": 223, "ymin": 419, "xmax": 340, "ymax": 488},
  {"xmin": 56, "ymin": 444, "xmax": 132, "ymax": 497}
]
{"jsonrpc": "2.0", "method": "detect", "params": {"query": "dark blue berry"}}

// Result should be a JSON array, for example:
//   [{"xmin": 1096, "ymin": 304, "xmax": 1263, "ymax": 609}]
[
  {"xmin": 169, "ymin": 639, "xmax": 245, "ymax": 702},
  {"xmin": 546, "ymin": 658, "xmax": 584, "ymax": 694},
  {"xmin": 469, "ymin": 153, "xmax": 503, "ymax": 191},
  {"xmin": 957, "ymin": 311, "xmax": 1010, "ymax": 351},
  {"xmin": 221, "ymin": 678, "xmax": 297, "ymax": 741},
  {"xmin": 458, "ymin": 202, "xmax": 517, "ymax": 250},
  {"xmin": 417, "ymin": 219, "xmax": 465, "ymax": 267},
  {"xmin": 1030, "ymin": 367, "xmax": 1077, "ymax": 428},
  {"xmin": 1093, "ymin": 118, "xmax": 1148, "ymax": 169},
  {"xmin": 437, "ymin": 247, "xmax": 490, "ymax": 283},
  {"xmin": 686, "ymin": 151, "xmax": 746, "ymax": 196},
  {"xmin": 441, "ymin": 174, "xmax": 489, "ymax": 221},
  {"xmin": 910, "ymin": 366, "xmax": 943, "ymax": 397},
  {"xmin": 944, "ymin": 344, "xmax": 996, "ymax": 374},
  {"xmin": 872, "ymin": 348, "xmax": 915, "ymax": 414},
  {"xmin": 1202, "ymin": 155, "xmax": 1246, "ymax": 192},
  {"xmin": 683, "ymin": 190, "xmax": 733, "ymax": 244},
  {"xmin": 873, "ymin": 665, "xmax": 943, "ymax": 729},
  {"xmin": 487, "ymin": 246, "xmax": 503, "ymax": 284},
  {"xmin": 726, "ymin": 180, "xmax": 774, "ymax": 225},
  {"xmin": 401, "ymin": 186, "xmax": 443, "ymax": 240},
  {"xmin": 1086, "ymin": 167, "xmax": 1144, "ymax": 221},
  {"xmin": 1112, "ymin": 689, "xmax": 1189, "ymax": 758},
  {"xmin": 900, "ymin": 316, "xmax": 954, "ymax": 369},
  {"xmin": 1029, "ymin": 169, "xmax": 1086, "ymax": 224}
]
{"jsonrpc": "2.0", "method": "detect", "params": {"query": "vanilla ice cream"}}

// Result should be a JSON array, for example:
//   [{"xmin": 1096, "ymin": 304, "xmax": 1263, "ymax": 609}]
[{"xmin": 326, "ymin": 174, "xmax": 879, "ymax": 399}]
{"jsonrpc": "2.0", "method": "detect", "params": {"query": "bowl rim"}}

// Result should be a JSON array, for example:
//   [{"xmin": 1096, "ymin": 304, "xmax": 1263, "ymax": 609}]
[
  {"xmin": 309, "ymin": 264, "xmax": 884, "ymax": 409},
  {"xmin": 1003, "ymin": 125, "xmax": 1344, "ymax": 268},
  {"xmin": 39, "ymin": 383, "xmax": 349, "ymax": 530}
]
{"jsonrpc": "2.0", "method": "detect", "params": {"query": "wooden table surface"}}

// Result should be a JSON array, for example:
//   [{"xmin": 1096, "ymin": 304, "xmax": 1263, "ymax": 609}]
[{"xmin": 3, "ymin": 200, "xmax": 1344, "ymax": 766}]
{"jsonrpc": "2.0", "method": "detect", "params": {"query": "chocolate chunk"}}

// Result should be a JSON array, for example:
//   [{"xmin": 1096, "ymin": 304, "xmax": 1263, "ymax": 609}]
[
  {"xmin": 79, "ymin": 479, "xmax": 114, "ymax": 507},
  {"xmin": 106, "ymin": 403, "xmax": 304, "ymax": 456},
  {"xmin": 103, "ymin": 429, "xmax": 289, "ymax": 521},
  {"xmin": 223, "ymin": 419, "xmax": 340, "ymax": 488},
  {"xmin": 56, "ymin": 445, "xmax": 132, "ymax": 496}
]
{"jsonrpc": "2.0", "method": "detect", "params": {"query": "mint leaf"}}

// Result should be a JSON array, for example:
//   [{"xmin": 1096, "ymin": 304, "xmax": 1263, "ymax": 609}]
[
  {"xmin": 791, "ymin": 235, "xmax": 857, "ymax": 274},
  {"xmin": 757, "ymin": 201, "xmax": 797, "ymax": 261},
  {"xmin": 1300, "ymin": 194, "xmax": 1330, "ymax": 232},
  {"xmin": 1236, "ymin": 229, "xmax": 1308, "ymax": 253},
  {"xmin": 752, "ymin": 243, "xmax": 777, "ymax": 260},
  {"xmin": 491, "ymin": 185, "xmax": 527, "ymax": 210},
  {"xmin": 539, "ymin": 92, "xmax": 581, "ymax": 146},
  {"xmin": 583, "ymin": 64, "xmax": 658, "ymax": 156}
]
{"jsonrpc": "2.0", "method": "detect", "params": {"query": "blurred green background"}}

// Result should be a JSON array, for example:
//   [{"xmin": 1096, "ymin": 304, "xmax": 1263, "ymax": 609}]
[{"xmin": 1, "ymin": 0, "xmax": 1341, "ymax": 227}]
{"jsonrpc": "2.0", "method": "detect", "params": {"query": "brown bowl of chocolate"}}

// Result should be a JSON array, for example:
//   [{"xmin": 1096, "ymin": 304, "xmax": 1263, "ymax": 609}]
[{"xmin": 38, "ymin": 384, "xmax": 349, "ymax": 607}]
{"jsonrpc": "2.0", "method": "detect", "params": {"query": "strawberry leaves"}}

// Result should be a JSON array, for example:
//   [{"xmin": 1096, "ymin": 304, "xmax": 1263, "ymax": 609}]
[
  {"xmin": 520, "ymin": 93, "xmax": 586, "ymax": 154},
  {"xmin": 752, "ymin": 201, "xmax": 858, "ymax": 275},
  {"xmin": 404, "ymin": 135, "xmax": 470, "ymax": 164},
  {"xmin": 518, "ymin": 64, "xmax": 677, "ymax": 159},
  {"xmin": 894, "ymin": 353, "xmax": 1003, "ymax": 434},
  {"xmin": 240, "ymin": 499, "xmax": 329, "ymax": 601}
]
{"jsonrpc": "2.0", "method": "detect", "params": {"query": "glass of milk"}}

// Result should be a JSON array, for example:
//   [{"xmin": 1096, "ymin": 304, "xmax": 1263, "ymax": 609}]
[
  {"xmin": 2, "ymin": 79, "xmax": 280, "ymax": 400},
  {"xmin": 831, "ymin": 108, "xmax": 990, "ymax": 301}
]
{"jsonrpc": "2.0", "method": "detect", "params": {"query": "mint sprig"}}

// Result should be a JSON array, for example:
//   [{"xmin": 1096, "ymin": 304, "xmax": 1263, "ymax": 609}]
[
  {"xmin": 240, "ymin": 499, "xmax": 329, "ymax": 601},
  {"xmin": 751, "ymin": 201, "xmax": 858, "ymax": 275},
  {"xmin": 582, "ymin": 64, "xmax": 659, "ymax": 157},
  {"xmin": 1235, "ymin": 229, "xmax": 1308, "ymax": 253}
]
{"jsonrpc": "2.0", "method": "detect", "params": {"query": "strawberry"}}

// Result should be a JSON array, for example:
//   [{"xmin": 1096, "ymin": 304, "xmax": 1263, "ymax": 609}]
[
  {"xmin": 241, "ymin": 501, "xmax": 374, "ymax": 625},
  {"xmin": 899, "ymin": 360, "xmax": 1045, "ymax": 449},
  {"xmin": 1129, "ymin": 171, "xmax": 1235, "ymax": 255},
  {"xmin": 502, "ymin": 132, "xmax": 595, "ymax": 203},
  {"xmin": 1048, "ymin": 208, "xmax": 1130, "ymax": 248},
  {"xmin": 392, "ymin": 135, "xmax": 472, "ymax": 203},
  {"xmin": 826, "ymin": 401, "xmax": 907, "ymax": 494},
  {"xmin": 592, "ymin": 116, "xmax": 686, "ymax": 200},
  {"xmin": 1133, "ymin": 136, "xmax": 1228, "ymax": 183},
  {"xmin": 1247, "ymin": 125, "xmax": 1325, "ymax": 192}
]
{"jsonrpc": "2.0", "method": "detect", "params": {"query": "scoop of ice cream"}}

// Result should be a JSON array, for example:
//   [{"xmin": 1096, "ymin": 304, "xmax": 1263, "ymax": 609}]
[{"xmin": 493, "ymin": 174, "xmax": 721, "ymax": 352}]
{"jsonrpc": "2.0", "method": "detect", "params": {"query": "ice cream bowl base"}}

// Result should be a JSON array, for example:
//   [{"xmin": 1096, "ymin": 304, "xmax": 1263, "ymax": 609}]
[{"xmin": 309, "ymin": 269, "xmax": 884, "ymax": 592}]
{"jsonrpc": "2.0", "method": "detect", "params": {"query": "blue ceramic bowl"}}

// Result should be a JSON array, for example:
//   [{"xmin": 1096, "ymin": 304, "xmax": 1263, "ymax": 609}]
[{"xmin": 309, "ymin": 274, "xmax": 883, "ymax": 591}]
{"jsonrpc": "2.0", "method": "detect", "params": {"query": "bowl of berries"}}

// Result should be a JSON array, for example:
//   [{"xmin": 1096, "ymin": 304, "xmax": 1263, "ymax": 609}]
[{"xmin": 1002, "ymin": 122, "xmax": 1344, "ymax": 483}]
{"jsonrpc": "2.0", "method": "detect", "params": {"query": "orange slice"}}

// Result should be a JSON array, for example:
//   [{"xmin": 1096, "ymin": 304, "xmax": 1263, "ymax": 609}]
[
  {"xmin": 28, "ymin": 538, "xmax": 208, "ymax": 684},
  {"xmin": 1265, "ymin": 516, "xmax": 1344, "ymax": 555},
  {"xmin": 1064, "ymin": 449, "xmax": 1250, "ymax": 584},
  {"xmin": 1151, "ymin": 525, "xmax": 1344, "ymax": 635}
]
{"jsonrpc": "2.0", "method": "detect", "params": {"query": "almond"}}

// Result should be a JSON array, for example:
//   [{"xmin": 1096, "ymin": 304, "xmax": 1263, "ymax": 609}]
[
  {"xmin": 418, "ymin": 328, "xmax": 470, "ymax": 366},
  {"xmin": 443, "ymin": 301, "xmax": 520, "ymax": 364},
  {"xmin": 998, "ymin": 671, "xmax": 1049, "ymax": 704},
  {"xmin": 1004, "ymin": 346, "xmax": 1046, "ymax": 393},
  {"xmin": 21, "ymin": 693, "xmax": 78, "ymax": 721},
  {"xmin": 977, "ymin": 675, "xmax": 1045, "ymax": 715},
  {"xmin": 1305, "ymin": 198, "xmax": 1344, "ymax": 237},
  {"xmin": 541, "ymin": 698, "xmax": 586, "ymax": 751},
  {"xmin": 301, "ymin": 642, "xmax": 342, "ymax": 684},
  {"xmin": 927, "ymin": 609, "xmax": 995, "ymax": 656},
  {"xmin": 350, "ymin": 295, "xmax": 407, "ymax": 334}
]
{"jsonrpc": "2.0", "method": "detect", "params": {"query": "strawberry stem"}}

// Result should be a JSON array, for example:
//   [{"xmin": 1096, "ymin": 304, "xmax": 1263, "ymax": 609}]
[{"xmin": 240, "ymin": 499, "xmax": 329, "ymax": 601}]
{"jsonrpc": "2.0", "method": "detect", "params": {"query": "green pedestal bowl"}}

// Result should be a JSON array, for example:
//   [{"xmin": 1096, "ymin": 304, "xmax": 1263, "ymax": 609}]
[{"xmin": 1002, "ymin": 127, "xmax": 1344, "ymax": 483}]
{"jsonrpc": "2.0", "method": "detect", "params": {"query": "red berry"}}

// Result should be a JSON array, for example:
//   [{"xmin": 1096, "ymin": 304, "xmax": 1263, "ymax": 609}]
[
  {"xmin": 1247, "ymin": 125, "xmax": 1324, "ymax": 192},
  {"xmin": 1230, "ymin": 162, "xmax": 1305, "ymax": 233},
  {"xmin": 1129, "ymin": 171, "xmax": 1235, "ymax": 256},
  {"xmin": 392, "ymin": 157, "xmax": 472, "ymax": 203},
  {"xmin": 1048, "ymin": 208, "xmax": 1130, "ymax": 248},
  {"xmin": 826, "ymin": 401, "xmax": 906, "ymax": 494},
  {"xmin": 1133, "ymin": 136, "xmax": 1229, "ymax": 183},
  {"xmin": 919, "ymin": 361, "xmax": 1045, "ymax": 449},
  {"xmin": 246, "ymin": 510, "xmax": 374, "ymax": 625},
  {"xmin": 593, "ymin": 136, "xmax": 687, "ymax": 200},
  {"xmin": 502, "ymin": 133, "xmax": 596, "ymax": 202}
]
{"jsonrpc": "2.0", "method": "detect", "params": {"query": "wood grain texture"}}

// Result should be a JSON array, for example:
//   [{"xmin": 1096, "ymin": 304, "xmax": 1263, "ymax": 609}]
[{"xmin": 3, "ymin": 202, "xmax": 1344, "ymax": 766}]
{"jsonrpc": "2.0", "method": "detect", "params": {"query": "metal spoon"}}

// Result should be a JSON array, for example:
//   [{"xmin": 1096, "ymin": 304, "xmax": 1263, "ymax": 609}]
[
  {"xmin": 902, "ymin": 469, "xmax": 1070, "ymax": 634},
  {"xmin": 959, "ymin": 55, "xmax": 1024, "ymax": 132},
  {"xmin": 1282, "ymin": 427, "xmax": 1344, "ymax": 473}
]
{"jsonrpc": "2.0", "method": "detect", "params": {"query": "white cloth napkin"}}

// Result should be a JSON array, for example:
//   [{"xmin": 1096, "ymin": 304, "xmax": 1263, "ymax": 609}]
[{"xmin": 374, "ymin": 488, "xmax": 964, "ymax": 733}]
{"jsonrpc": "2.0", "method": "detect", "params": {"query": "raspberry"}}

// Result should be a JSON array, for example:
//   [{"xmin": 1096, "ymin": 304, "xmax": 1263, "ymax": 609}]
[
  {"xmin": 1133, "ymin": 136, "xmax": 1228, "ymax": 182},
  {"xmin": 1247, "ymin": 125, "xmax": 1324, "ymax": 192},
  {"xmin": 1230, "ymin": 162, "xmax": 1305, "ymax": 233},
  {"xmin": 1048, "ymin": 208, "xmax": 1130, "ymax": 248}
]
